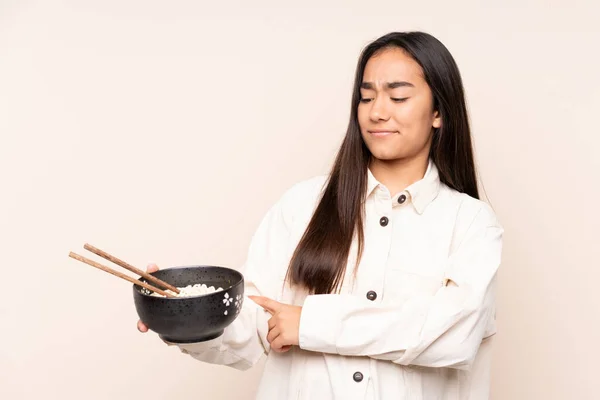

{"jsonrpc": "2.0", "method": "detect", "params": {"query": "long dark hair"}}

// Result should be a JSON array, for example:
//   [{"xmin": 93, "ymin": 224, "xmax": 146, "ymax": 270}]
[{"xmin": 285, "ymin": 31, "xmax": 479, "ymax": 295}]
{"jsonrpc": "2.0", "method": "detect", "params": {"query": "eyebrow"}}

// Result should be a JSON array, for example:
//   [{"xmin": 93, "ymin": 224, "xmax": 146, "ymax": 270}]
[{"xmin": 360, "ymin": 81, "xmax": 415, "ymax": 89}]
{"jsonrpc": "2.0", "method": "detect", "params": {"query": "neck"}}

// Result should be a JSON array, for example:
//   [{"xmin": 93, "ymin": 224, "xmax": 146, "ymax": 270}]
[{"xmin": 369, "ymin": 152, "xmax": 430, "ymax": 196}]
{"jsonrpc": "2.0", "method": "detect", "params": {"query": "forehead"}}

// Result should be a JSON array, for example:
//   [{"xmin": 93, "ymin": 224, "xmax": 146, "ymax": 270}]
[{"xmin": 362, "ymin": 47, "xmax": 425, "ymax": 86}]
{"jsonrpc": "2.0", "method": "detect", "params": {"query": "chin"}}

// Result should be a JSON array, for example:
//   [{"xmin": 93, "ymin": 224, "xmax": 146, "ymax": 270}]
[
  {"xmin": 367, "ymin": 145, "xmax": 403, "ymax": 161},
  {"xmin": 376, "ymin": 156, "xmax": 403, "ymax": 162}
]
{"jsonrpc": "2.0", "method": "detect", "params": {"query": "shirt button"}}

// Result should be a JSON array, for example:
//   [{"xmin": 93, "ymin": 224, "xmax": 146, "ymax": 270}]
[
  {"xmin": 353, "ymin": 371, "xmax": 364, "ymax": 382},
  {"xmin": 379, "ymin": 216, "xmax": 389, "ymax": 227},
  {"xmin": 398, "ymin": 194, "xmax": 407, "ymax": 204},
  {"xmin": 366, "ymin": 291, "xmax": 377, "ymax": 301}
]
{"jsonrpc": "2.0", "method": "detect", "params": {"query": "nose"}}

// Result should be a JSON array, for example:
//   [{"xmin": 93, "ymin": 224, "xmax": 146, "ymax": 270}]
[{"xmin": 369, "ymin": 97, "xmax": 390, "ymax": 122}]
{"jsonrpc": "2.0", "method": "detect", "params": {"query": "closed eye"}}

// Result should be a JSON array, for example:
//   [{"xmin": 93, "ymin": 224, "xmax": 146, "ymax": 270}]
[{"xmin": 360, "ymin": 97, "xmax": 408, "ymax": 104}]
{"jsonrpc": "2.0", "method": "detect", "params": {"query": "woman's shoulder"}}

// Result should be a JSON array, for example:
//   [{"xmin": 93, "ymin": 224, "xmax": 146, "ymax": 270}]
[
  {"xmin": 438, "ymin": 184, "xmax": 502, "ymax": 230},
  {"xmin": 277, "ymin": 174, "xmax": 329, "ymax": 215},
  {"xmin": 254, "ymin": 174, "xmax": 329, "ymax": 234},
  {"xmin": 283, "ymin": 174, "xmax": 328, "ymax": 198}
]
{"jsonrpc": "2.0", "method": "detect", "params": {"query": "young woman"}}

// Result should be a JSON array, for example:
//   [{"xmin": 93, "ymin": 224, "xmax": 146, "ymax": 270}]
[{"xmin": 138, "ymin": 31, "xmax": 503, "ymax": 399}]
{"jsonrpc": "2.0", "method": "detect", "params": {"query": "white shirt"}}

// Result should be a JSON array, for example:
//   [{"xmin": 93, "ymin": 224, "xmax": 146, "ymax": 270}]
[{"xmin": 169, "ymin": 159, "xmax": 504, "ymax": 399}]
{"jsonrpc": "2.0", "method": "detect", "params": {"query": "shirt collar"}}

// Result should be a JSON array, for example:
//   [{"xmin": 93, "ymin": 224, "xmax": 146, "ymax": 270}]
[
  {"xmin": 366, "ymin": 159, "xmax": 441, "ymax": 214},
  {"xmin": 366, "ymin": 168, "xmax": 380, "ymax": 198}
]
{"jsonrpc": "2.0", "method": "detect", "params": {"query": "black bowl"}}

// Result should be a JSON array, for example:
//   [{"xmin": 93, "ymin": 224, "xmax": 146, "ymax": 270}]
[{"xmin": 133, "ymin": 265, "xmax": 244, "ymax": 343}]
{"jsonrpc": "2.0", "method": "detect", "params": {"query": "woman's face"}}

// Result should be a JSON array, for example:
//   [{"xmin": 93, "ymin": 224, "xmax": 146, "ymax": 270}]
[{"xmin": 358, "ymin": 47, "xmax": 441, "ymax": 163}]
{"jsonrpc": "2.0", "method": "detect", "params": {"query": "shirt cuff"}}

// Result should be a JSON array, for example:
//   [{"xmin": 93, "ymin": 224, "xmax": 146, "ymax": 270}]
[{"xmin": 298, "ymin": 294, "xmax": 342, "ymax": 354}]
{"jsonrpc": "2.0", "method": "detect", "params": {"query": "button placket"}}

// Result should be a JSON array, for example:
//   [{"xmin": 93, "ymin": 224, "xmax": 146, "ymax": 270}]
[{"xmin": 358, "ymin": 190, "xmax": 391, "ymax": 331}]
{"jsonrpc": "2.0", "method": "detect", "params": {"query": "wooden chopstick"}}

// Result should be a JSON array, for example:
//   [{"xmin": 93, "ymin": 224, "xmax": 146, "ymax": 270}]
[
  {"xmin": 83, "ymin": 243, "xmax": 180, "ymax": 294},
  {"xmin": 68, "ymin": 252, "xmax": 175, "ymax": 298}
]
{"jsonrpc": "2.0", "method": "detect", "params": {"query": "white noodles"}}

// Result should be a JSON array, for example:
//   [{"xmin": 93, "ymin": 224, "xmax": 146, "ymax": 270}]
[{"xmin": 143, "ymin": 283, "xmax": 225, "ymax": 298}]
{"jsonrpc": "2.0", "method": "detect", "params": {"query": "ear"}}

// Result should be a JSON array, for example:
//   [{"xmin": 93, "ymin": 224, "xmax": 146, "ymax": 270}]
[{"xmin": 432, "ymin": 110, "xmax": 442, "ymax": 129}]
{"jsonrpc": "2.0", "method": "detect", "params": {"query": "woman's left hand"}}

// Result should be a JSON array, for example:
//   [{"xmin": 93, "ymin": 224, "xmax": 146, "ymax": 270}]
[{"xmin": 249, "ymin": 295, "xmax": 302, "ymax": 353}]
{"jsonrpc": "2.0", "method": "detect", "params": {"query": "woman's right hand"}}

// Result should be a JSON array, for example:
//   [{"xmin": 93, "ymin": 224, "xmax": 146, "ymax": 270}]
[{"xmin": 137, "ymin": 263, "xmax": 160, "ymax": 333}]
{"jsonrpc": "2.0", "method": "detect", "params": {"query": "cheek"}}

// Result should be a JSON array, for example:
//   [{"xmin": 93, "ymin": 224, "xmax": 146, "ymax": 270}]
[
  {"xmin": 357, "ymin": 106, "xmax": 368, "ymax": 130},
  {"xmin": 394, "ymin": 103, "xmax": 433, "ymax": 136}
]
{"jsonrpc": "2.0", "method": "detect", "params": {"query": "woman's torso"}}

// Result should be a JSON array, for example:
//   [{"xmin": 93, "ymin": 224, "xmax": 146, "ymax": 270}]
[{"xmin": 254, "ymin": 162, "xmax": 496, "ymax": 399}]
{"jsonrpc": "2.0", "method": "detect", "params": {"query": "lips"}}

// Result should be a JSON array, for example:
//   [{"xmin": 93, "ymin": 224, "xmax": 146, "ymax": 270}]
[{"xmin": 368, "ymin": 130, "xmax": 397, "ymax": 137}]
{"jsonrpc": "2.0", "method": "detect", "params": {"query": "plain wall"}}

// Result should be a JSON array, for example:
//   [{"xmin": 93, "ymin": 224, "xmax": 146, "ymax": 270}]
[{"xmin": 1, "ymin": 1, "xmax": 598, "ymax": 399}]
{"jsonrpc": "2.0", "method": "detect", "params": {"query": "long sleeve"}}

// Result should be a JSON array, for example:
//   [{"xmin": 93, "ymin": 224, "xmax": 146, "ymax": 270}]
[
  {"xmin": 166, "ymin": 193, "xmax": 294, "ymax": 370},
  {"xmin": 298, "ymin": 204, "xmax": 503, "ymax": 370}
]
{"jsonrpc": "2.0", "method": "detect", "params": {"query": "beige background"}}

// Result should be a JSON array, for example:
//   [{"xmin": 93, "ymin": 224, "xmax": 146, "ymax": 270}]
[{"xmin": 1, "ymin": 1, "xmax": 598, "ymax": 399}]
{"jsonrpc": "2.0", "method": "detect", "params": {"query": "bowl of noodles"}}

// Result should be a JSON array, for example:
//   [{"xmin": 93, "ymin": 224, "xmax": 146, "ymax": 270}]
[{"xmin": 132, "ymin": 265, "xmax": 244, "ymax": 343}]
